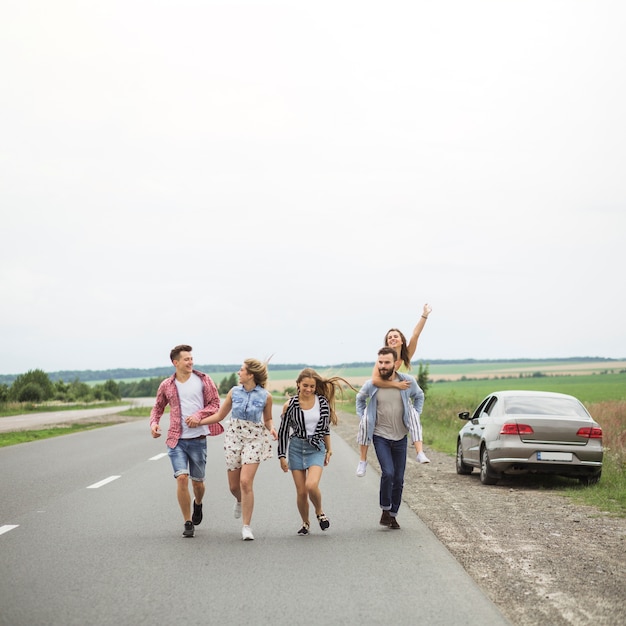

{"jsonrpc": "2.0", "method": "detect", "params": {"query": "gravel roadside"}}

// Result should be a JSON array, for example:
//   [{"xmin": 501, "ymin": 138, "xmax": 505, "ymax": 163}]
[{"xmin": 333, "ymin": 412, "xmax": 626, "ymax": 626}]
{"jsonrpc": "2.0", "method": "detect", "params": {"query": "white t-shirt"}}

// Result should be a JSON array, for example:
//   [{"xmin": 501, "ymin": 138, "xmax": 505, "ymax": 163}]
[
  {"xmin": 176, "ymin": 373, "xmax": 209, "ymax": 438},
  {"xmin": 302, "ymin": 395, "xmax": 321, "ymax": 437}
]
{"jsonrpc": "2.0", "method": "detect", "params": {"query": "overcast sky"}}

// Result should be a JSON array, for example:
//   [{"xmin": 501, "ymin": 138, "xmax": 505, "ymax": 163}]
[{"xmin": 1, "ymin": 1, "xmax": 625, "ymax": 375}]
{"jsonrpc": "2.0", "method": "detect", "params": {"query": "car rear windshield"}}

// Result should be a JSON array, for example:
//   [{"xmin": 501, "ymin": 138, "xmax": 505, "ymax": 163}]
[{"xmin": 504, "ymin": 397, "xmax": 590, "ymax": 418}]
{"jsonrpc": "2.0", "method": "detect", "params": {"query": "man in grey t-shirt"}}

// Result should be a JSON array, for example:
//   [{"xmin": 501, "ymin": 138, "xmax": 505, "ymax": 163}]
[{"xmin": 356, "ymin": 346, "xmax": 424, "ymax": 529}]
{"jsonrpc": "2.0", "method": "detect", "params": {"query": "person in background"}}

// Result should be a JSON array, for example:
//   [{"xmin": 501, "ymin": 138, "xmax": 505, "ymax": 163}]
[
  {"xmin": 196, "ymin": 359, "xmax": 276, "ymax": 541},
  {"xmin": 356, "ymin": 347, "xmax": 425, "ymax": 529},
  {"xmin": 278, "ymin": 368, "xmax": 352, "ymax": 535},
  {"xmin": 357, "ymin": 303, "xmax": 432, "ymax": 476},
  {"xmin": 150, "ymin": 344, "xmax": 223, "ymax": 538}
]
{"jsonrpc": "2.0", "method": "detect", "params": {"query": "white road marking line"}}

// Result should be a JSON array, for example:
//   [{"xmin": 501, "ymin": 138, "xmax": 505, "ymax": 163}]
[
  {"xmin": 87, "ymin": 475, "xmax": 121, "ymax": 489},
  {"xmin": 149, "ymin": 453, "xmax": 168, "ymax": 461},
  {"xmin": 0, "ymin": 525, "xmax": 19, "ymax": 536}
]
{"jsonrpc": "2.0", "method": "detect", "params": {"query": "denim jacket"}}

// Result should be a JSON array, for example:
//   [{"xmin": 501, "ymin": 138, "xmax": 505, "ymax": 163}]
[
  {"xmin": 231, "ymin": 385, "xmax": 269, "ymax": 423},
  {"xmin": 356, "ymin": 372, "xmax": 424, "ymax": 445}
]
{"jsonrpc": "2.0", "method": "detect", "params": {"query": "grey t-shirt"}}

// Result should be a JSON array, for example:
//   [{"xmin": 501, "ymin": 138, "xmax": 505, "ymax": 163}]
[{"xmin": 373, "ymin": 386, "xmax": 408, "ymax": 441}]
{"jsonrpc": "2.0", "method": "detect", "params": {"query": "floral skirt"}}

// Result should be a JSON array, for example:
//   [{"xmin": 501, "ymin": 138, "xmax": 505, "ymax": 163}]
[{"xmin": 224, "ymin": 418, "xmax": 273, "ymax": 470}]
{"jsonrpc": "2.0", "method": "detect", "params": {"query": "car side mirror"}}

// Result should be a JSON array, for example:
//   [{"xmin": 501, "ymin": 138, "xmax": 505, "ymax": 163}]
[{"xmin": 458, "ymin": 411, "xmax": 471, "ymax": 421}]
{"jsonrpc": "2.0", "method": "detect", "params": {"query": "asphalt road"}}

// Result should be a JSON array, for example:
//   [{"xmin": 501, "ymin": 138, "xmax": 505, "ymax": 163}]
[{"xmin": 0, "ymin": 407, "xmax": 510, "ymax": 626}]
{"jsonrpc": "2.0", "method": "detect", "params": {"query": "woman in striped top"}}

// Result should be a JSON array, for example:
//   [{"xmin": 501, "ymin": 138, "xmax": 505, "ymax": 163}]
[{"xmin": 278, "ymin": 368, "xmax": 352, "ymax": 536}]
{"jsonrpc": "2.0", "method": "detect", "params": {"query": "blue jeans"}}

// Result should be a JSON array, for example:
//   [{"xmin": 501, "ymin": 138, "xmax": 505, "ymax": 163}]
[
  {"xmin": 373, "ymin": 434, "xmax": 407, "ymax": 516},
  {"xmin": 168, "ymin": 437, "xmax": 207, "ymax": 481}
]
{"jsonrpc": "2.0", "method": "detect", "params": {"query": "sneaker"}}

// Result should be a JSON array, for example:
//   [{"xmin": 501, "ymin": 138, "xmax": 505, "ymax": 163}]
[
  {"xmin": 297, "ymin": 522, "xmax": 310, "ymax": 536},
  {"xmin": 380, "ymin": 510, "xmax": 392, "ymax": 526},
  {"xmin": 233, "ymin": 501, "xmax": 242, "ymax": 519},
  {"xmin": 182, "ymin": 521, "xmax": 194, "ymax": 538},
  {"xmin": 317, "ymin": 513, "xmax": 330, "ymax": 531},
  {"xmin": 356, "ymin": 461, "xmax": 368, "ymax": 477},
  {"xmin": 242, "ymin": 525, "xmax": 254, "ymax": 541},
  {"xmin": 389, "ymin": 516, "xmax": 401, "ymax": 530},
  {"xmin": 192, "ymin": 500, "xmax": 203, "ymax": 526},
  {"xmin": 416, "ymin": 451, "xmax": 430, "ymax": 464}
]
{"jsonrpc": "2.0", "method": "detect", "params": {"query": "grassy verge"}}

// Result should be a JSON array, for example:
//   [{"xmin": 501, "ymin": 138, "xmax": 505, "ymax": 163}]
[
  {"xmin": 0, "ymin": 422, "xmax": 117, "ymax": 447},
  {"xmin": 0, "ymin": 401, "xmax": 126, "ymax": 418},
  {"xmin": 117, "ymin": 407, "xmax": 152, "ymax": 418}
]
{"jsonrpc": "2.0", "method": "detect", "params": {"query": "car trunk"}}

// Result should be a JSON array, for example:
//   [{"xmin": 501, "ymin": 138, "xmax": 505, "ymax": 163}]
[{"xmin": 513, "ymin": 416, "xmax": 593, "ymax": 445}]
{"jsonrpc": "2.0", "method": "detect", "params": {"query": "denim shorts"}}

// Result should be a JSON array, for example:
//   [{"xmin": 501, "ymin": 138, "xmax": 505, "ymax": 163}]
[
  {"xmin": 168, "ymin": 437, "xmax": 207, "ymax": 481},
  {"xmin": 288, "ymin": 436, "xmax": 326, "ymax": 470}
]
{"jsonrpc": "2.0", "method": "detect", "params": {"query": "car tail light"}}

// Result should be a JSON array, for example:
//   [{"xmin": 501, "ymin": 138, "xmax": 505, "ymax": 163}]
[
  {"xmin": 577, "ymin": 426, "xmax": 603, "ymax": 439},
  {"xmin": 500, "ymin": 423, "xmax": 534, "ymax": 435}
]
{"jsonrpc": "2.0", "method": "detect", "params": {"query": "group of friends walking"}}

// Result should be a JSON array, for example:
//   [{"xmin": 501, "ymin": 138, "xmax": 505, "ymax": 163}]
[{"xmin": 149, "ymin": 304, "xmax": 432, "ymax": 539}]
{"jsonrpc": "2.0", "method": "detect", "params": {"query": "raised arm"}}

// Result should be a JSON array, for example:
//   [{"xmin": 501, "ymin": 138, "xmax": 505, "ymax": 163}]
[{"xmin": 405, "ymin": 303, "xmax": 432, "ymax": 361}]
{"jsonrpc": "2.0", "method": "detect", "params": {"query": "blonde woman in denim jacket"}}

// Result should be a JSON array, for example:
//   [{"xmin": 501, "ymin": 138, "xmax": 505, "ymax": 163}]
[{"xmin": 198, "ymin": 358, "xmax": 277, "ymax": 541}]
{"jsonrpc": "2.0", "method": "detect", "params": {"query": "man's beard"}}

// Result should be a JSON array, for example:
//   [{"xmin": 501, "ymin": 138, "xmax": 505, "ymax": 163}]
[{"xmin": 378, "ymin": 367, "xmax": 394, "ymax": 380}]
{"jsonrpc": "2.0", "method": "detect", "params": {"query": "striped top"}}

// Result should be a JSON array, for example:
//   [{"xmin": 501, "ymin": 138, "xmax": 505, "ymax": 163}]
[{"xmin": 277, "ymin": 394, "xmax": 331, "ymax": 458}]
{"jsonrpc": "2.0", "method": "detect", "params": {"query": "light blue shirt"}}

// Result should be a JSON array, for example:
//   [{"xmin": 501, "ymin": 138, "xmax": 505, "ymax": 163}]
[
  {"xmin": 231, "ymin": 385, "xmax": 269, "ymax": 423},
  {"xmin": 356, "ymin": 372, "xmax": 424, "ymax": 444}
]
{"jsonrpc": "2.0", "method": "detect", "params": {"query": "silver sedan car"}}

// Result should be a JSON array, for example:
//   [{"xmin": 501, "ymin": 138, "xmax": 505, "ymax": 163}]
[{"xmin": 456, "ymin": 390, "xmax": 603, "ymax": 485}]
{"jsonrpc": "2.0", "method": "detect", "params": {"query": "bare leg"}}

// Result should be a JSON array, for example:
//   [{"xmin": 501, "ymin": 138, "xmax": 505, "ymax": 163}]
[
  {"xmin": 239, "ymin": 463, "xmax": 260, "ymax": 526},
  {"xmin": 305, "ymin": 465, "xmax": 324, "ymax": 515},
  {"xmin": 291, "ymin": 470, "xmax": 309, "ymax": 525},
  {"xmin": 191, "ymin": 480, "xmax": 205, "ymax": 505},
  {"xmin": 359, "ymin": 444, "xmax": 368, "ymax": 462},
  {"xmin": 176, "ymin": 474, "xmax": 192, "ymax": 521},
  {"xmin": 227, "ymin": 467, "xmax": 242, "ymax": 504}
]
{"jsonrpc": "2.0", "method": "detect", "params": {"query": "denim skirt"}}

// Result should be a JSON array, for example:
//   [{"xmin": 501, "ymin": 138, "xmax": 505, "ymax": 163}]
[{"xmin": 288, "ymin": 436, "xmax": 326, "ymax": 470}]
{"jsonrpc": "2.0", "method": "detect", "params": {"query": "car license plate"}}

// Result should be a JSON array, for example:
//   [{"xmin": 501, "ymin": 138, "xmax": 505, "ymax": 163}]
[{"xmin": 537, "ymin": 451, "xmax": 573, "ymax": 462}]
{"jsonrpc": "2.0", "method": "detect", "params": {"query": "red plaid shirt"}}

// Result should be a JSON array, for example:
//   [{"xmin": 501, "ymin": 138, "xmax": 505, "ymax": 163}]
[{"xmin": 149, "ymin": 370, "xmax": 222, "ymax": 448}]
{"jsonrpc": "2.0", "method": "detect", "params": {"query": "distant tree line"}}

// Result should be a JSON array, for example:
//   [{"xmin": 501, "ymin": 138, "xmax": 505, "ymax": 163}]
[
  {"xmin": 0, "ymin": 357, "xmax": 619, "ymax": 387},
  {"xmin": 3, "ymin": 357, "xmax": 620, "ymax": 403},
  {"xmin": 116, "ymin": 372, "xmax": 239, "ymax": 398},
  {"xmin": 0, "ymin": 369, "xmax": 121, "ymax": 404}
]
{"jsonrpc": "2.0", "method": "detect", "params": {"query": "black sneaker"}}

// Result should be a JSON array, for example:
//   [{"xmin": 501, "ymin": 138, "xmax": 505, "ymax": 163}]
[
  {"xmin": 182, "ymin": 521, "xmax": 194, "ymax": 538},
  {"xmin": 297, "ymin": 522, "xmax": 310, "ymax": 536},
  {"xmin": 389, "ymin": 516, "xmax": 401, "ymax": 530},
  {"xmin": 192, "ymin": 500, "xmax": 203, "ymax": 526},
  {"xmin": 380, "ymin": 510, "xmax": 392, "ymax": 526},
  {"xmin": 317, "ymin": 513, "xmax": 330, "ymax": 531}
]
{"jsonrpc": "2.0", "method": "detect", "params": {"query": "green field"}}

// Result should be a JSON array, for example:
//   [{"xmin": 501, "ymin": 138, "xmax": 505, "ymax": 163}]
[{"xmin": 427, "ymin": 373, "xmax": 626, "ymax": 404}]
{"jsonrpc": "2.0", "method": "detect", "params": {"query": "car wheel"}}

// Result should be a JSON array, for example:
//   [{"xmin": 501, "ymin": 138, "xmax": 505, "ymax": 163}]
[
  {"xmin": 579, "ymin": 471, "xmax": 602, "ymax": 486},
  {"xmin": 480, "ymin": 446, "xmax": 498, "ymax": 485},
  {"xmin": 456, "ymin": 440, "xmax": 472, "ymax": 475}
]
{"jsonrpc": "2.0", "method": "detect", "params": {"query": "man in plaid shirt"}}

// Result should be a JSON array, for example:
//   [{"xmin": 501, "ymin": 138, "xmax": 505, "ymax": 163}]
[{"xmin": 150, "ymin": 344, "xmax": 222, "ymax": 537}]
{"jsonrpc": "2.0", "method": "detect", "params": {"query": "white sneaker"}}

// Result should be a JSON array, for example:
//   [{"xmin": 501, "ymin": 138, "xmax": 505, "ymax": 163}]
[
  {"xmin": 356, "ymin": 461, "xmax": 367, "ymax": 477},
  {"xmin": 233, "ymin": 501, "xmax": 242, "ymax": 519},
  {"xmin": 242, "ymin": 525, "xmax": 254, "ymax": 541},
  {"xmin": 416, "ymin": 452, "xmax": 430, "ymax": 464}
]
